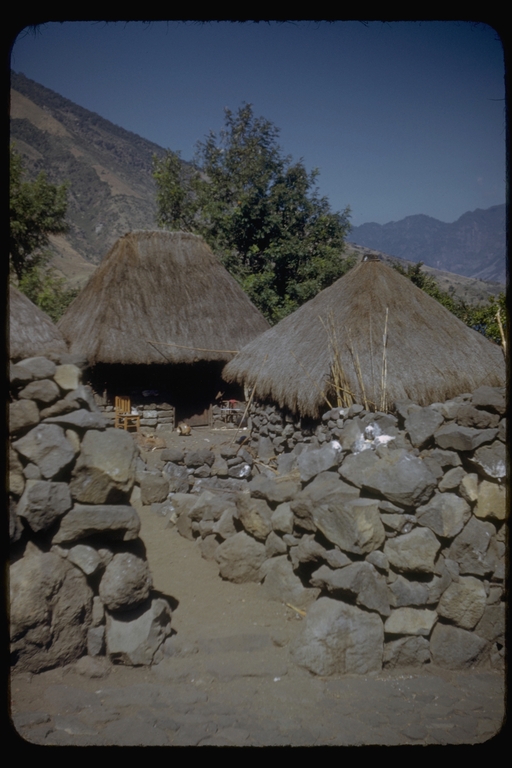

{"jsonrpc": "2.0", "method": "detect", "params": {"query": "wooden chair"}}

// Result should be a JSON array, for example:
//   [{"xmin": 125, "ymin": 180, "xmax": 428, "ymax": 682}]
[{"xmin": 114, "ymin": 396, "xmax": 140, "ymax": 432}]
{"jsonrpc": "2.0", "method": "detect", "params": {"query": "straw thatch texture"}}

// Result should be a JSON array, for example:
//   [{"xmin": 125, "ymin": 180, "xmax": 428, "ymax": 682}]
[
  {"xmin": 223, "ymin": 259, "xmax": 506, "ymax": 418},
  {"xmin": 58, "ymin": 231, "xmax": 270, "ymax": 365},
  {"xmin": 9, "ymin": 285, "xmax": 68, "ymax": 361}
]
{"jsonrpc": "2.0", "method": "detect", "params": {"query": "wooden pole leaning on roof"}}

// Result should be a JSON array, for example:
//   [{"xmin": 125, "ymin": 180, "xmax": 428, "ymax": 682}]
[{"xmin": 230, "ymin": 354, "xmax": 269, "ymax": 446}]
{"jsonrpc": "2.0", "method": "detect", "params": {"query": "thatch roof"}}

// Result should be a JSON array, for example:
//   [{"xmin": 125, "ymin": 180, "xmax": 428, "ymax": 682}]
[
  {"xmin": 9, "ymin": 285, "xmax": 68, "ymax": 361},
  {"xmin": 58, "ymin": 231, "xmax": 270, "ymax": 365},
  {"xmin": 223, "ymin": 258, "xmax": 506, "ymax": 418}
]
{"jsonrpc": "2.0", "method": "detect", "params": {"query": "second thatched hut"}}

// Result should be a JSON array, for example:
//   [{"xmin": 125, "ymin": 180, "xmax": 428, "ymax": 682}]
[
  {"xmin": 223, "ymin": 256, "xmax": 506, "ymax": 419},
  {"xmin": 58, "ymin": 231, "xmax": 270, "ymax": 425},
  {"xmin": 9, "ymin": 284, "xmax": 68, "ymax": 362}
]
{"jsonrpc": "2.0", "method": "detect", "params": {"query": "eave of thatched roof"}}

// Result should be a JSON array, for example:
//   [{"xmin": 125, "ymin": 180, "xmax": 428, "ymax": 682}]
[
  {"xmin": 223, "ymin": 259, "xmax": 506, "ymax": 418},
  {"xmin": 58, "ymin": 231, "xmax": 270, "ymax": 366},
  {"xmin": 9, "ymin": 285, "xmax": 68, "ymax": 361}
]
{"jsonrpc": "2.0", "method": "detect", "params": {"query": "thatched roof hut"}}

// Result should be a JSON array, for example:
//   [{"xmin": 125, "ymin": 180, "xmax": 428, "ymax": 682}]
[
  {"xmin": 9, "ymin": 285, "xmax": 68, "ymax": 361},
  {"xmin": 58, "ymin": 231, "xmax": 270, "ymax": 365},
  {"xmin": 223, "ymin": 257, "xmax": 506, "ymax": 418}
]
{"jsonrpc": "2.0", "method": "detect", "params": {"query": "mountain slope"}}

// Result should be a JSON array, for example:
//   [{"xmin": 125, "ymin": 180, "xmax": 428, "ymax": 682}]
[{"xmin": 10, "ymin": 71, "xmax": 167, "ymax": 283}]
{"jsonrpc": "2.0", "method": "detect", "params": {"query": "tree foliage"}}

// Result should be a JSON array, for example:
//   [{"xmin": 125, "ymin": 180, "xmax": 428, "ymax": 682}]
[
  {"xmin": 10, "ymin": 144, "xmax": 76, "ymax": 321},
  {"xmin": 153, "ymin": 104, "xmax": 354, "ymax": 323},
  {"xmin": 392, "ymin": 261, "xmax": 507, "ymax": 347},
  {"xmin": 10, "ymin": 144, "xmax": 68, "ymax": 281}
]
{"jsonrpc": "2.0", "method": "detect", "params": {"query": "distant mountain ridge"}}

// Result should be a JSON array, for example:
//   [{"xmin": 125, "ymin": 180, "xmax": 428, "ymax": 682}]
[{"xmin": 351, "ymin": 205, "xmax": 506, "ymax": 284}]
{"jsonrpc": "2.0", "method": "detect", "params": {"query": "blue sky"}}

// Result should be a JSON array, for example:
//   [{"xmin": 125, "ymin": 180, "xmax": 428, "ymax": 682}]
[{"xmin": 10, "ymin": 20, "xmax": 506, "ymax": 227}]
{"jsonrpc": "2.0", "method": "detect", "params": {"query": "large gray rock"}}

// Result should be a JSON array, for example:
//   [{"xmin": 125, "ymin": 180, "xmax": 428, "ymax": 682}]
[
  {"xmin": 189, "ymin": 490, "xmax": 235, "ymax": 522},
  {"xmin": 53, "ymin": 364, "xmax": 81, "ymax": 392},
  {"xmin": 384, "ymin": 608, "xmax": 437, "ymax": 636},
  {"xmin": 9, "ymin": 399, "xmax": 40, "ymax": 434},
  {"xmin": 455, "ymin": 404, "xmax": 500, "ymax": 429},
  {"xmin": 18, "ymin": 378, "xmax": 60, "ymax": 405},
  {"xmin": 99, "ymin": 553, "xmax": 153, "ymax": 611},
  {"xmin": 389, "ymin": 575, "xmax": 429, "ymax": 607},
  {"xmin": 39, "ymin": 398, "xmax": 81, "ymax": 420},
  {"xmin": 311, "ymin": 497, "xmax": 385, "ymax": 555},
  {"xmin": 291, "ymin": 598, "xmax": 384, "ymax": 676},
  {"xmin": 9, "ymin": 447, "xmax": 26, "ymax": 497},
  {"xmin": 248, "ymin": 474, "xmax": 300, "ymax": 504},
  {"xmin": 139, "ymin": 472, "xmax": 170, "ymax": 505},
  {"xmin": 384, "ymin": 528, "xmax": 441, "ymax": 573},
  {"xmin": 438, "ymin": 466, "xmax": 466, "ymax": 492},
  {"xmin": 434, "ymin": 424, "xmax": 498, "ymax": 452},
  {"xmin": 43, "ymin": 409, "xmax": 107, "ymax": 430},
  {"xmin": 474, "ymin": 480, "xmax": 507, "ymax": 521},
  {"xmin": 12, "ymin": 424, "xmax": 76, "ymax": 479},
  {"xmin": 163, "ymin": 462, "xmax": 190, "ymax": 493},
  {"xmin": 437, "ymin": 576, "xmax": 487, "ymax": 630},
  {"xmin": 105, "ymin": 597, "xmax": 172, "ymax": 666},
  {"xmin": 257, "ymin": 436, "xmax": 275, "ymax": 462},
  {"xmin": 271, "ymin": 502, "xmax": 294, "ymax": 534},
  {"xmin": 448, "ymin": 516, "xmax": 496, "ymax": 576},
  {"xmin": 17, "ymin": 480, "xmax": 72, "ymax": 533},
  {"xmin": 339, "ymin": 449, "xmax": 437, "ymax": 508},
  {"xmin": 184, "ymin": 449, "xmax": 215, "ymax": 468},
  {"xmin": 474, "ymin": 604, "xmax": 505, "ymax": 643},
  {"xmin": 291, "ymin": 472, "xmax": 359, "ymax": 531},
  {"xmin": 416, "ymin": 492, "xmax": 471, "ymax": 539},
  {"xmin": 404, "ymin": 407, "xmax": 444, "ymax": 448},
  {"xmin": 215, "ymin": 532, "xmax": 266, "ymax": 583},
  {"xmin": 260, "ymin": 556, "xmax": 320, "ymax": 608},
  {"xmin": 297, "ymin": 441, "xmax": 343, "ymax": 482},
  {"xmin": 70, "ymin": 429, "xmax": 138, "ymax": 503},
  {"xmin": 236, "ymin": 493, "xmax": 273, "ymax": 541},
  {"xmin": 469, "ymin": 441, "xmax": 506, "ymax": 480},
  {"xmin": 430, "ymin": 624, "xmax": 489, "ymax": 668},
  {"xmin": 471, "ymin": 386, "xmax": 506, "ymax": 415},
  {"xmin": 310, "ymin": 562, "xmax": 390, "ymax": 616},
  {"xmin": 338, "ymin": 419, "xmax": 364, "ymax": 452},
  {"xmin": 10, "ymin": 551, "xmax": 93, "ymax": 672},
  {"xmin": 53, "ymin": 504, "xmax": 141, "ymax": 543},
  {"xmin": 12, "ymin": 356, "xmax": 57, "ymax": 381},
  {"xmin": 383, "ymin": 636, "xmax": 430, "ymax": 668},
  {"xmin": 67, "ymin": 544, "xmax": 103, "ymax": 576}
]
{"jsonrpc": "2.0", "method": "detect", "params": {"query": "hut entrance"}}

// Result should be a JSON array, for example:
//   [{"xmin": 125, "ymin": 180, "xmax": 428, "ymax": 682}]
[{"xmin": 87, "ymin": 361, "xmax": 243, "ymax": 428}]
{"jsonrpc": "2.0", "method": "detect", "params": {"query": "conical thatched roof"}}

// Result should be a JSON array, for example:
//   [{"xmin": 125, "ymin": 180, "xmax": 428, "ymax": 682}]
[
  {"xmin": 9, "ymin": 285, "xmax": 68, "ymax": 361},
  {"xmin": 58, "ymin": 231, "xmax": 270, "ymax": 365},
  {"xmin": 223, "ymin": 258, "xmax": 506, "ymax": 418}
]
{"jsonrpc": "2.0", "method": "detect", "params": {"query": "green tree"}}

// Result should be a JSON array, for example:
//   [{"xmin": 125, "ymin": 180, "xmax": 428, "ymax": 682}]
[
  {"xmin": 10, "ymin": 144, "xmax": 77, "ymax": 321},
  {"xmin": 153, "ymin": 104, "xmax": 354, "ymax": 323},
  {"xmin": 10, "ymin": 144, "xmax": 69, "ymax": 281}
]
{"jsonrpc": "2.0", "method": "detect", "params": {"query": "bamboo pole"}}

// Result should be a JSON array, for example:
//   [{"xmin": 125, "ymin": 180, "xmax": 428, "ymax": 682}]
[{"xmin": 230, "ymin": 354, "xmax": 268, "ymax": 445}]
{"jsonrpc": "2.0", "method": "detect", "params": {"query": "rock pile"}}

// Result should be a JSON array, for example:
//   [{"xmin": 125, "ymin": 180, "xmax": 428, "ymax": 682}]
[
  {"xmin": 9, "ymin": 356, "xmax": 172, "ymax": 673},
  {"xmin": 171, "ymin": 387, "xmax": 506, "ymax": 675}
]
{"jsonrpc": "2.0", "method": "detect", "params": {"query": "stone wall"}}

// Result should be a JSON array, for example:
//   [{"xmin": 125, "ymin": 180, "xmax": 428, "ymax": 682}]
[
  {"xmin": 9, "ymin": 356, "xmax": 172, "ymax": 673},
  {"xmin": 171, "ymin": 387, "xmax": 506, "ymax": 675},
  {"xmin": 96, "ymin": 397, "xmax": 176, "ymax": 431}
]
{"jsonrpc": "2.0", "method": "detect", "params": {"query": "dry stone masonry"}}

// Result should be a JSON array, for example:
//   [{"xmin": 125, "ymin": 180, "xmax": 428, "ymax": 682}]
[
  {"xmin": 9, "ymin": 356, "xmax": 172, "ymax": 673},
  {"xmin": 166, "ymin": 387, "xmax": 506, "ymax": 676},
  {"xmin": 9, "ymin": 356, "xmax": 507, "ymax": 678}
]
